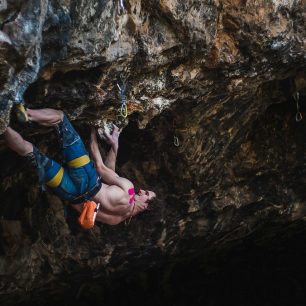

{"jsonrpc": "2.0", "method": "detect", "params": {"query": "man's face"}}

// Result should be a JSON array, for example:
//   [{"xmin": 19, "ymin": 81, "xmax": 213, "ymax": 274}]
[{"xmin": 135, "ymin": 189, "xmax": 156, "ymax": 204}]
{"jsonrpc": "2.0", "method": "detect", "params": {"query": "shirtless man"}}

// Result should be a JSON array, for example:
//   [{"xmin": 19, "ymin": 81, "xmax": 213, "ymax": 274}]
[{"xmin": 3, "ymin": 107, "xmax": 156, "ymax": 226}]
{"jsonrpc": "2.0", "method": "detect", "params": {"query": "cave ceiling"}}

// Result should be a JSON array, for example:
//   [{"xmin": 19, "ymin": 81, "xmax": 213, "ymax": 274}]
[{"xmin": 0, "ymin": 0, "xmax": 306, "ymax": 304}]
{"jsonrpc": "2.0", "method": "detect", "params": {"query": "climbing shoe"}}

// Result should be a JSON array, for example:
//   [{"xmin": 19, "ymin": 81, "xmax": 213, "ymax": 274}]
[
  {"xmin": 14, "ymin": 103, "xmax": 29, "ymax": 124},
  {"xmin": 78, "ymin": 201, "xmax": 100, "ymax": 230},
  {"xmin": 23, "ymin": 151, "xmax": 38, "ymax": 168}
]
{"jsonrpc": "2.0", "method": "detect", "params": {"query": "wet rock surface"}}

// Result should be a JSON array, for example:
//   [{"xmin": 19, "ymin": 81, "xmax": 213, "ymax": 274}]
[{"xmin": 0, "ymin": 0, "xmax": 306, "ymax": 305}]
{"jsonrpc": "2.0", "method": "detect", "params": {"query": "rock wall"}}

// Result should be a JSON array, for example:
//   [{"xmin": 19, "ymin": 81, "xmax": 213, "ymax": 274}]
[{"xmin": 0, "ymin": 0, "xmax": 306, "ymax": 304}]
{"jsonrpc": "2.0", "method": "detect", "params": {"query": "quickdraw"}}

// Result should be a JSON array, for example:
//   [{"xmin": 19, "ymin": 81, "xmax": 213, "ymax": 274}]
[
  {"xmin": 172, "ymin": 118, "xmax": 180, "ymax": 147},
  {"xmin": 115, "ymin": 0, "xmax": 132, "ymax": 121},
  {"xmin": 117, "ymin": 78, "xmax": 128, "ymax": 118},
  {"xmin": 173, "ymin": 135, "xmax": 180, "ymax": 147},
  {"xmin": 117, "ymin": 0, "xmax": 126, "ymax": 15},
  {"xmin": 293, "ymin": 92, "xmax": 302, "ymax": 122}
]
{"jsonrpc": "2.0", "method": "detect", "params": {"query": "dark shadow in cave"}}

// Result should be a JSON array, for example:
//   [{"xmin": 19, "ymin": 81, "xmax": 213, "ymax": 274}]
[
  {"xmin": 6, "ymin": 220, "xmax": 306, "ymax": 306},
  {"xmin": 246, "ymin": 84, "xmax": 306, "ymax": 201}
]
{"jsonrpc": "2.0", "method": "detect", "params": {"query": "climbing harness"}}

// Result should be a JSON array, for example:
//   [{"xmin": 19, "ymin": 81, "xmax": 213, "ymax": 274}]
[
  {"xmin": 117, "ymin": 0, "xmax": 126, "ymax": 15},
  {"xmin": 293, "ymin": 92, "xmax": 303, "ymax": 122},
  {"xmin": 117, "ymin": 77, "xmax": 128, "ymax": 118}
]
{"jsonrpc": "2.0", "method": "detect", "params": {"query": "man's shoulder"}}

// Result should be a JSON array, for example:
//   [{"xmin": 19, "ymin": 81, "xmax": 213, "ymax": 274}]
[
  {"xmin": 105, "ymin": 183, "xmax": 131, "ymax": 206},
  {"xmin": 115, "ymin": 176, "xmax": 134, "ymax": 192}
]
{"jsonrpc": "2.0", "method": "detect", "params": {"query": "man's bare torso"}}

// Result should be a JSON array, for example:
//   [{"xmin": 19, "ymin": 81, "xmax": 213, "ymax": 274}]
[{"xmin": 92, "ymin": 176, "xmax": 134, "ymax": 217}]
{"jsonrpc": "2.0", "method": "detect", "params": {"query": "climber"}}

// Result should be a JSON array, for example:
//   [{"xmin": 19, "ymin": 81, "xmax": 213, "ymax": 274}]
[{"xmin": 3, "ymin": 106, "xmax": 156, "ymax": 227}]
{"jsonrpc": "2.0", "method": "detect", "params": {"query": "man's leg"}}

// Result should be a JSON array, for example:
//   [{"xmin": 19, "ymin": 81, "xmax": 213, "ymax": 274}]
[
  {"xmin": 17, "ymin": 108, "xmax": 98, "ymax": 197},
  {"xmin": 3, "ymin": 127, "xmax": 33, "ymax": 156},
  {"xmin": 27, "ymin": 108, "xmax": 64, "ymax": 126},
  {"xmin": 27, "ymin": 108, "xmax": 81, "ymax": 150},
  {"xmin": 26, "ymin": 108, "xmax": 99, "ymax": 194},
  {"xmin": 4, "ymin": 126, "xmax": 77, "ymax": 199},
  {"xmin": 27, "ymin": 108, "xmax": 82, "ymax": 161}
]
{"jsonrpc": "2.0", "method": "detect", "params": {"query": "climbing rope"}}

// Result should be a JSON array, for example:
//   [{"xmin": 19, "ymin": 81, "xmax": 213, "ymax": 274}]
[{"xmin": 293, "ymin": 91, "xmax": 302, "ymax": 122}]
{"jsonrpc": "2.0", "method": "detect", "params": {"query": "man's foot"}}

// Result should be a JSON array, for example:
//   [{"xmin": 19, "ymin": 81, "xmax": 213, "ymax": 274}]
[
  {"xmin": 14, "ymin": 103, "xmax": 29, "ymax": 124},
  {"xmin": 23, "ymin": 151, "xmax": 38, "ymax": 168}
]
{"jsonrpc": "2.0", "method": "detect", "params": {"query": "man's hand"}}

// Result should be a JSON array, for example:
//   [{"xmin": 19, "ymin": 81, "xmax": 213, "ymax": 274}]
[{"xmin": 104, "ymin": 124, "xmax": 121, "ymax": 148}]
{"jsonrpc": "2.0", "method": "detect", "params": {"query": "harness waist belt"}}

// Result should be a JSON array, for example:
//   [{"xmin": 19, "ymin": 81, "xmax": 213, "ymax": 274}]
[{"xmin": 70, "ymin": 178, "xmax": 102, "ymax": 204}]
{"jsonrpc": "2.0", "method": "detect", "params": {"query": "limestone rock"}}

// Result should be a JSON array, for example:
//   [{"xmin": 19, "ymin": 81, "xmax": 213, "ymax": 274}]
[{"xmin": 0, "ymin": 0, "xmax": 306, "ymax": 305}]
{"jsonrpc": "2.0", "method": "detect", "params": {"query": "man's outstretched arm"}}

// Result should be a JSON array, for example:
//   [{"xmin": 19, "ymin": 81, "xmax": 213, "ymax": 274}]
[
  {"xmin": 89, "ymin": 127, "xmax": 105, "ymax": 168},
  {"xmin": 104, "ymin": 125, "xmax": 120, "ymax": 172},
  {"xmin": 90, "ymin": 126, "xmax": 132, "ymax": 191},
  {"xmin": 90, "ymin": 127, "xmax": 120, "ymax": 181},
  {"xmin": 71, "ymin": 203, "xmax": 147, "ymax": 226},
  {"xmin": 70, "ymin": 203, "xmax": 129, "ymax": 226}
]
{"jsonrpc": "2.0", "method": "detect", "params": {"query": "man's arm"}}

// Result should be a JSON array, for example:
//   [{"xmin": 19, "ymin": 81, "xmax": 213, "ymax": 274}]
[
  {"xmin": 95, "ymin": 200, "xmax": 148, "ymax": 225},
  {"xmin": 89, "ymin": 126, "xmax": 117, "ymax": 179},
  {"xmin": 70, "ymin": 203, "xmax": 129, "ymax": 226},
  {"xmin": 89, "ymin": 127, "xmax": 106, "ymax": 167},
  {"xmin": 95, "ymin": 210, "xmax": 127, "ymax": 225},
  {"xmin": 89, "ymin": 127, "xmax": 131, "ymax": 191},
  {"xmin": 104, "ymin": 125, "xmax": 120, "ymax": 171},
  {"xmin": 105, "ymin": 146, "xmax": 118, "ymax": 171}
]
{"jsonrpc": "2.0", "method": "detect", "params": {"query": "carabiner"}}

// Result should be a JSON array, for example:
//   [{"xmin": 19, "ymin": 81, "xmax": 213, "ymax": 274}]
[
  {"xmin": 120, "ymin": 103, "xmax": 128, "ymax": 118},
  {"xmin": 292, "ymin": 92, "xmax": 302, "ymax": 122},
  {"xmin": 174, "ymin": 135, "xmax": 180, "ymax": 147},
  {"xmin": 296, "ymin": 112, "xmax": 303, "ymax": 122},
  {"xmin": 293, "ymin": 92, "xmax": 300, "ymax": 102}
]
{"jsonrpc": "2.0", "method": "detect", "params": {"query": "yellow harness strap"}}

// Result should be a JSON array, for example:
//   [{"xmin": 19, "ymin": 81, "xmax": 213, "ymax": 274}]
[
  {"xmin": 67, "ymin": 155, "xmax": 90, "ymax": 168},
  {"xmin": 46, "ymin": 167, "xmax": 64, "ymax": 188}
]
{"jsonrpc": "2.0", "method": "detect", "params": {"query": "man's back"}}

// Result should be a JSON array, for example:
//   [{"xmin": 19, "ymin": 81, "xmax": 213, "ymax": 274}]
[{"xmin": 93, "ymin": 176, "xmax": 133, "ymax": 217}]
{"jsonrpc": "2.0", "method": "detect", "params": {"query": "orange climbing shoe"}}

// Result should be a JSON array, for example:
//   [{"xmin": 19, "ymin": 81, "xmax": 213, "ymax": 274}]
[{"xmin": 78, "ymin": 201, "xmax": 100, "ymax": 230}]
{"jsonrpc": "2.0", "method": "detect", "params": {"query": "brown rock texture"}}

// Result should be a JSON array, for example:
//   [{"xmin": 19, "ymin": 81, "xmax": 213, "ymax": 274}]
[{"xmin": 0, "ymin": 0, "xmax": 306, "ymax": 305}]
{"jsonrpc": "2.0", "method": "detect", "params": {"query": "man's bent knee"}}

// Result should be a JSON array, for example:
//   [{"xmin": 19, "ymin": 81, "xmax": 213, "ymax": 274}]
[
  {"xmin": 21, "ymin": 141, "xmax": 34, "ymax": 156},
  {"xmin": 56, "ymin": 114, "xmax": 81, "ymax": 148},
  {"xmin": 27, "ymin": 108, "xmax": 64, "ymax": 126},
  {"xmin": 57, "ymin": 110, "xmax": 64, "ymax": 122}
]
